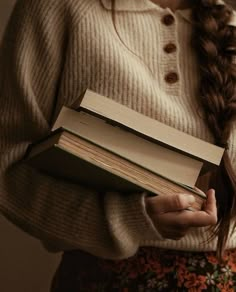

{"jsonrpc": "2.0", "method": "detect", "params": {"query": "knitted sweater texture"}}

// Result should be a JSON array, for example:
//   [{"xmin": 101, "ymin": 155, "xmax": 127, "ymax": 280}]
[{"xmin": 1, "ymin": 0, "xmax": 236, "ymax": 259}]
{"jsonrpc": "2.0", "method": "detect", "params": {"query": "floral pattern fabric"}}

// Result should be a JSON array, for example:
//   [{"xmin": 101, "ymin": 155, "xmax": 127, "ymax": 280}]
[{"xmin": 51, "ymin": 247, "xmax": 236, "ymax": 292}]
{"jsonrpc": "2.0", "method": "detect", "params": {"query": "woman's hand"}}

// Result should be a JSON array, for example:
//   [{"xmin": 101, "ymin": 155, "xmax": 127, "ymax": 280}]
[{"xmin": 145, "ymin": 189, "xmax": 217, "ymax": 240}]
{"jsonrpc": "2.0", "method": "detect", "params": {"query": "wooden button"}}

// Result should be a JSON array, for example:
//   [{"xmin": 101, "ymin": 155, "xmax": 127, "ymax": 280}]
[
  {"xmin": 162, "ymin": 14, "xmax": 175, "ymax": 26},
  {"xmin": 165, "ymin": 72, "xmax": 179, "ymax": 84},
  {"xmin": 163, "ymin": 43, "xmax": 177, "ymax": 53}
]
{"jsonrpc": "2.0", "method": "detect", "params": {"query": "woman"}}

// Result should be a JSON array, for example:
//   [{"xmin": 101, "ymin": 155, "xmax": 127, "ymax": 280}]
[{"xmin": 0, "ymin": 0, "xmax": 236, "ymax": 290}]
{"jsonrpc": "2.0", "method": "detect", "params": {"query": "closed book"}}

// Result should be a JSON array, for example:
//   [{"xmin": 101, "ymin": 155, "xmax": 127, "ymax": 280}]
[
  {"xmin": 25, "ymin": 128, "xmax": 206, "ymax": 211},
  {"xmin": 68, "ymin": 89, "xmax": 224, "ymax": 174},
  {"xmin": 53, "ymin": 108, "xmax": 203, "ymax": 188}
]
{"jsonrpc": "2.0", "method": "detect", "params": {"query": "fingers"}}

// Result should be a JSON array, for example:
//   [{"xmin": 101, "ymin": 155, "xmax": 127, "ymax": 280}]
[
  {"xmin": 146, "ymin": 193, "xmax": 196, "ymax": 214},
  {"xmin": 158, "ymin": 208, "xmax": 217, "ymax": 229},
  {"xmin": 203, "ymin": 189, "xmax": 217, "ymax": 217},
  {"xmin": 183, "ymin": 188, "xmax": 217, "ymax": 227},
  {"xmin": 156, "ymin": 190, "xmax": 217, "ymax": 228},
  {"xmin": 145, "ymin": 189, "xmax": 217, "ymax": 240}
]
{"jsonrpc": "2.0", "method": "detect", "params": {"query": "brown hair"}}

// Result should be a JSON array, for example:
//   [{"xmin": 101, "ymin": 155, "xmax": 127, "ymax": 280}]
[
  {"xmin": 192, "ymin": 0, "xmax": 236, "ymax": 259},
  {"xmin": 110, "ymin": 0, "xmax": 236, "ymax": 259}
]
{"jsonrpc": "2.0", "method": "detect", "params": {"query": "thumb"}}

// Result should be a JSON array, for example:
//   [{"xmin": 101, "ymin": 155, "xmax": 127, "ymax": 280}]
[{"xmin": 146, "ymin": 193, "xmax": 196, "ymax": 215}]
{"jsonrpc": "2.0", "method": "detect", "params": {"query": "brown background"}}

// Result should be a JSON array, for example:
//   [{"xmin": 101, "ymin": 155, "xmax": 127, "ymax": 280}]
[{"xmin": 0, "ymin": 1, "xmax": 60, "ymax": 292}]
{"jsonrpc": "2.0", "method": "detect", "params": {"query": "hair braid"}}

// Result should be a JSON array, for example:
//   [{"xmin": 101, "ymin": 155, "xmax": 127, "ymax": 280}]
[{"xmin": 192, "ymin": 0, "xmax": 236, "ymax": 259}]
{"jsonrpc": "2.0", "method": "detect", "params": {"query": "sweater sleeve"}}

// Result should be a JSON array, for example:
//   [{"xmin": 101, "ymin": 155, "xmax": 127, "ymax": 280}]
[{"xmin": 0, "ymin": 0, "xmax": 161, "ymax": 259}]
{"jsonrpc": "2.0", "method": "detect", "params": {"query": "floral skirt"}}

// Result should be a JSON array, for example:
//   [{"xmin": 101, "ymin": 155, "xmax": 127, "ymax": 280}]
[{"xmin": 51, "ymin": 247, "xmax": 236, "ymax": 292}]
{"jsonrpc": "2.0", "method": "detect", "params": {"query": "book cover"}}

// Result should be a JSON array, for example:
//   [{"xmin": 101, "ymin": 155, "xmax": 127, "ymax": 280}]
[{"xmin": 70, "ymin": 89, "xmax": 224, "ymax": 172}]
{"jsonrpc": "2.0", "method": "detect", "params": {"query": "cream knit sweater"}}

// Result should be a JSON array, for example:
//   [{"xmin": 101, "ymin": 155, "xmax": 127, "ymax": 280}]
[{"xmin": 1, "ymin": 0, "xmax": 236, "ymax": 259}]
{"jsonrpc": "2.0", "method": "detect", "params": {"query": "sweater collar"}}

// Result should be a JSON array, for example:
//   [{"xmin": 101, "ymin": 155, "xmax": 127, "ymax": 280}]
[
  {"xmin": 100, "ymin": 0, "xmax": 157, "ymax": 12},
  {"xmin": 100, "ymin": 0, "xmax": 236, "ymax": 27}
]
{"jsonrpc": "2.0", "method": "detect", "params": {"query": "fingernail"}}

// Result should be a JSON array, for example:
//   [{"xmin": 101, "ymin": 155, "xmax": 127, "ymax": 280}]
[
  {"xmin": 187, "ymin": 195, "xmax": 195, "ymax": 203},
  {"xmin": 179, "ymin": 194, "xmax": 196, "ymax": 204}
]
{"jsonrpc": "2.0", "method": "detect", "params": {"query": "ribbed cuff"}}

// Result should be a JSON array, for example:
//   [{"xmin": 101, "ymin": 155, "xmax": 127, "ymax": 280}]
[{"xmin": 104, "ymin": 191, "xmax": 164, "ymax": 258}]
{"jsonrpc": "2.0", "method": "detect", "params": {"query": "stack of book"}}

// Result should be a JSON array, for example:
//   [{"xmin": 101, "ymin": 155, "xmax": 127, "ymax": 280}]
[{"xmin": 25, "ymin": 89, "xmax": 225, "ymax": 211}]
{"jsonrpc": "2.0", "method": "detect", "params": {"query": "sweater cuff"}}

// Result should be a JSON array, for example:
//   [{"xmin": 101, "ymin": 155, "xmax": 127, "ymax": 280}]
[
  {"xmin": 105, "ymin": 191, "xmax": 164, "ymax": 258},
  {"xmin": 140, "ymin": 192, "xmax": 164, "ymax": 241}
]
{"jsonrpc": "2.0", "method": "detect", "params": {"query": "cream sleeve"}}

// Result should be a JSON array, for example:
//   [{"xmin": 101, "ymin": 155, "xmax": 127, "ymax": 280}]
[{"xmin": 0, "ymin": 0, "xmax": 160, "ymax": 259}]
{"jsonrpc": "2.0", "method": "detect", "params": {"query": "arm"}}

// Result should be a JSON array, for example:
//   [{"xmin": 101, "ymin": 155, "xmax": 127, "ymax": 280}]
[{"xmin": 0, "ymin": 0, "xmax": 159, "ymax": 259}]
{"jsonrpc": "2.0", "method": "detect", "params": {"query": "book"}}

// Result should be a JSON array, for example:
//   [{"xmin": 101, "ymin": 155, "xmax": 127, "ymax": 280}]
[
  {"xmin": 68, "ymin": 89, "xmax": 224, "ymax": 172},
  {"xmin": 26, "ymin": 128, "xmax": 206, "ymax": 211},
  {"xmin": 53, "ymin": 108, "xmax": 203, "ymax": 188},
  {"xmin": 52, "ymin": 89, "xmax": 224, "ymax": 187}
]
